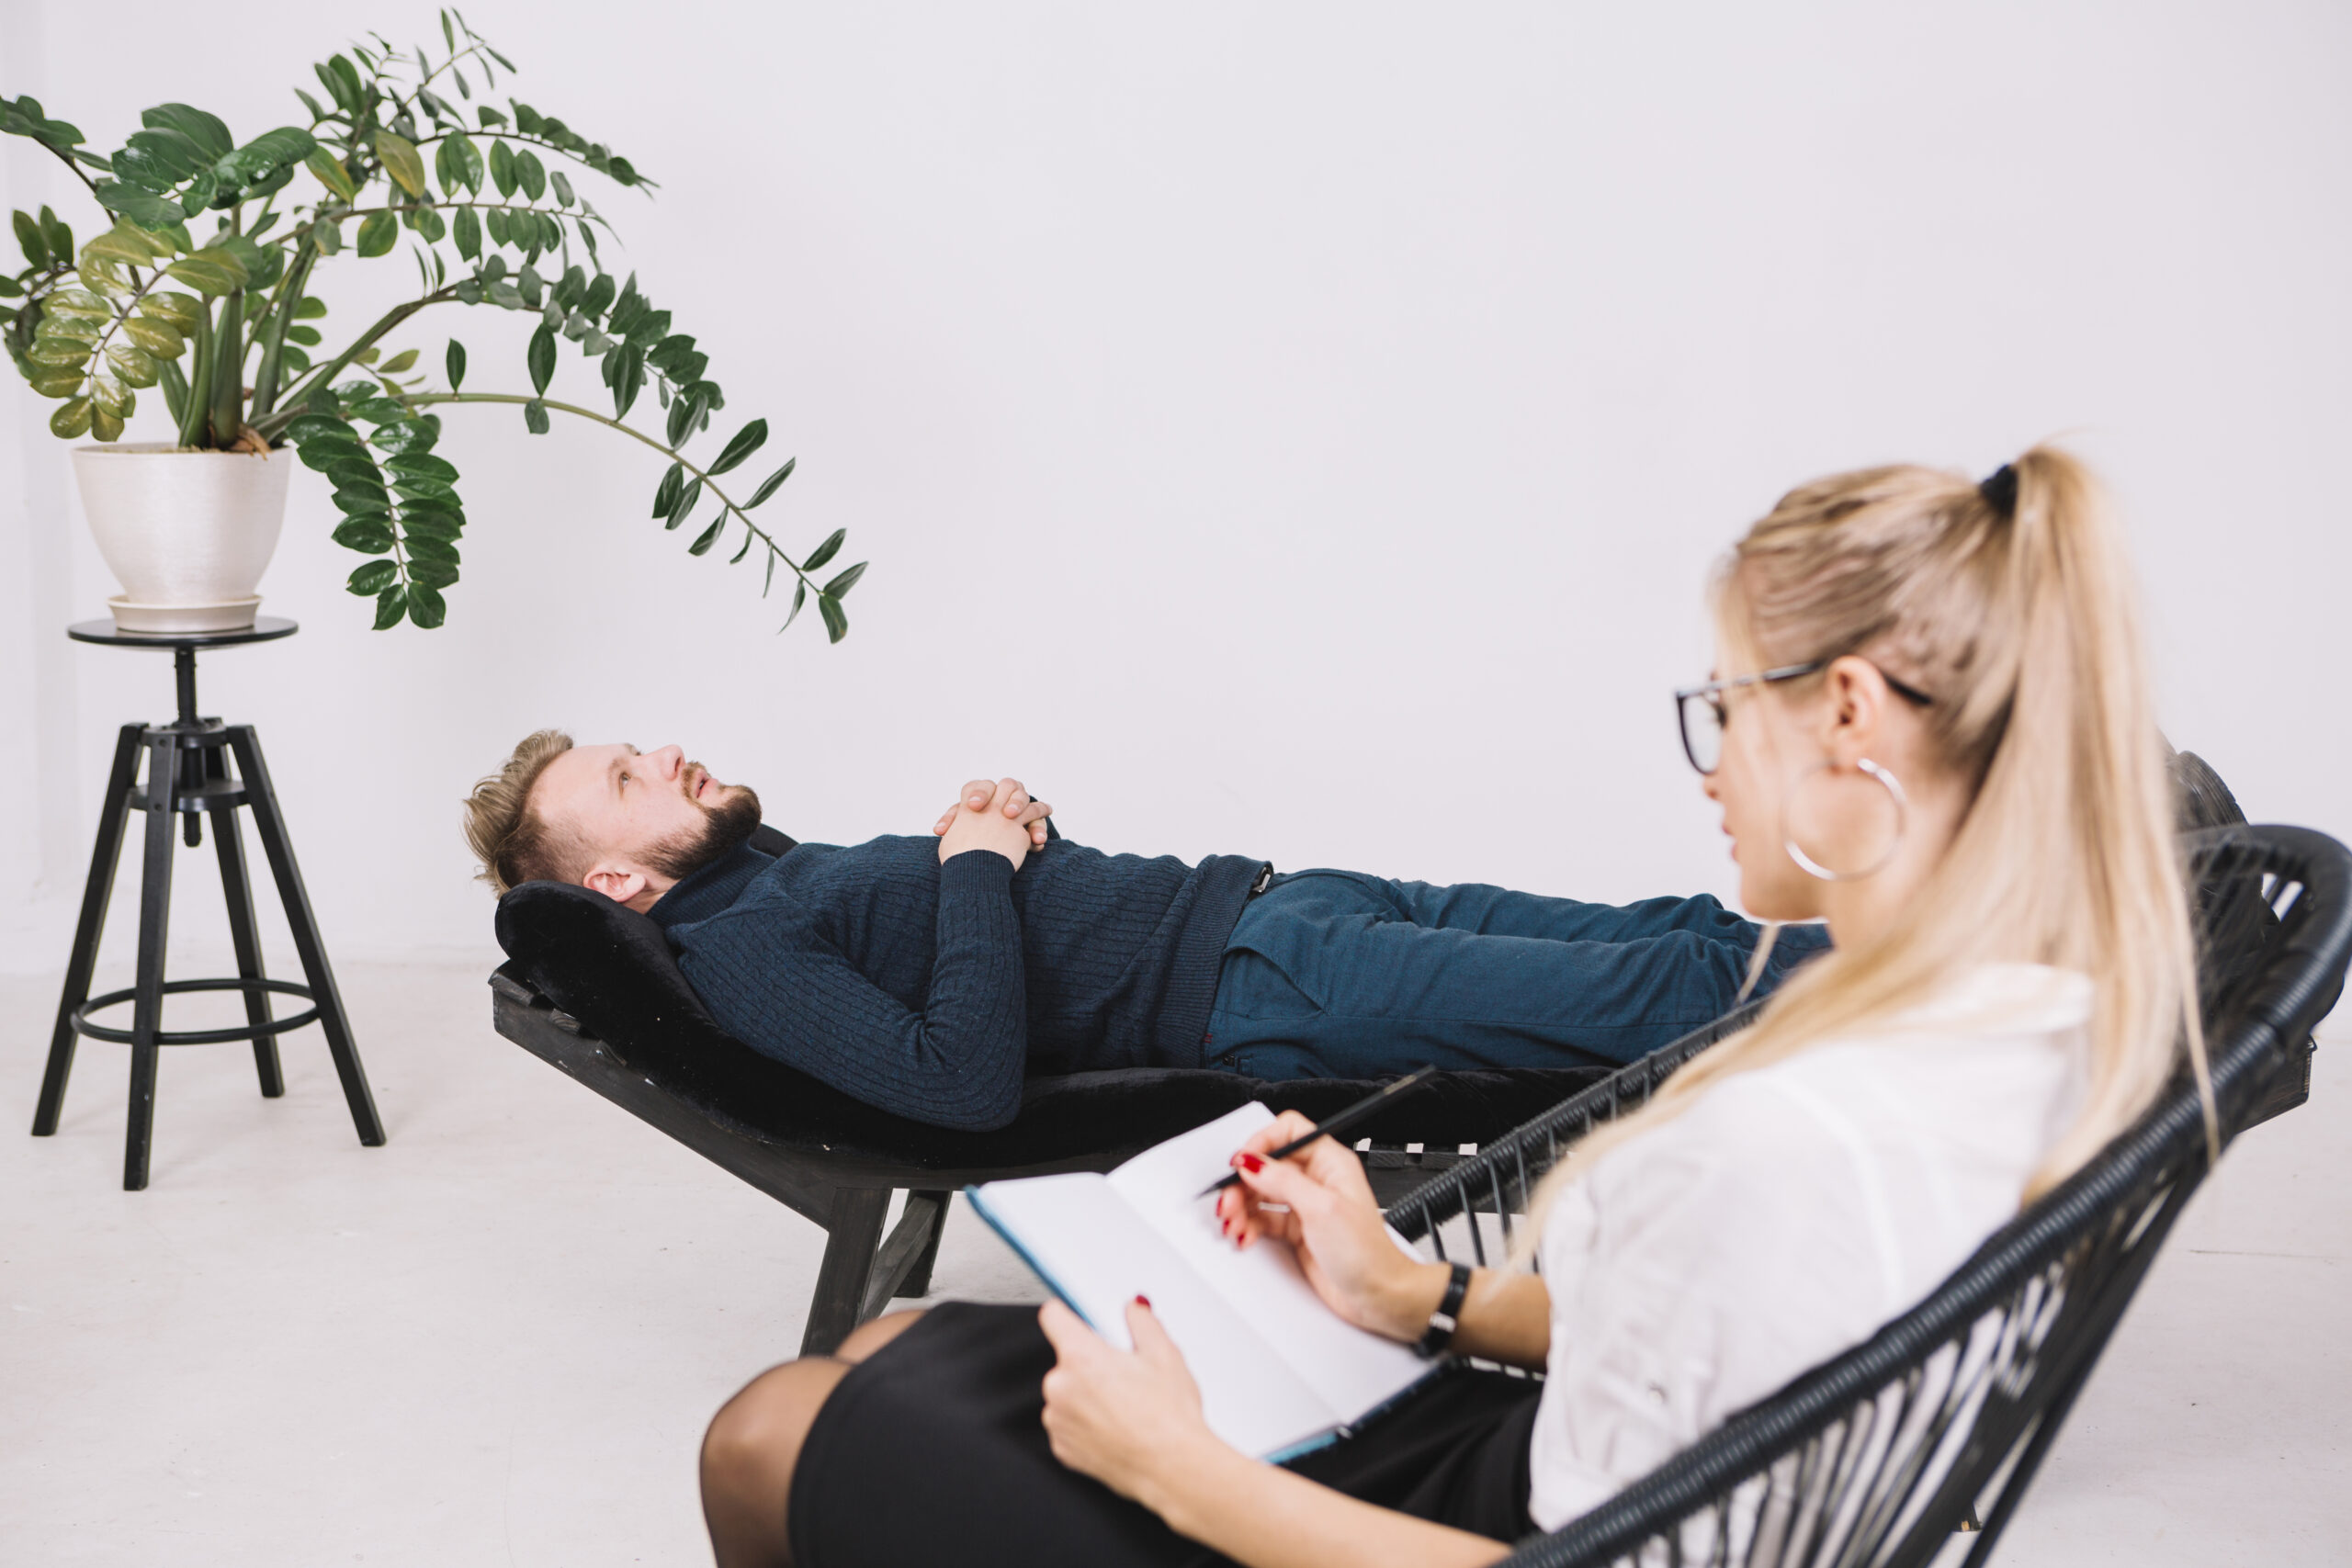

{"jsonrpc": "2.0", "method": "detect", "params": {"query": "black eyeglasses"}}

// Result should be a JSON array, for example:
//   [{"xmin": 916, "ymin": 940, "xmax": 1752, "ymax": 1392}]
[{"xmin": 1675, "ymin": 660, "xmax": 1935, "ymax": 775}]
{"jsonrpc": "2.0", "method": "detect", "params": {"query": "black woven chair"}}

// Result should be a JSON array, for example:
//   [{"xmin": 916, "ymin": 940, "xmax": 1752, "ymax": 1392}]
[{"xmin": 1377, "ymin": 822, "xmax": 2347, "ymax": 1566}]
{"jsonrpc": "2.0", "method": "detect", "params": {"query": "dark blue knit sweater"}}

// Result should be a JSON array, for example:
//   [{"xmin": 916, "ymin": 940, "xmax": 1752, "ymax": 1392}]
[{"xmin": 648, "ymin": 829, "xmax": 1264, "ymax": 1131}]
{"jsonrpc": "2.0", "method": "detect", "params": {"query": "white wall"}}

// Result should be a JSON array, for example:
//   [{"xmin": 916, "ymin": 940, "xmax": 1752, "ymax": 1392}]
[{"xmin": 4, "ymin": 0, "xmax": 2347, "ymax": 977}]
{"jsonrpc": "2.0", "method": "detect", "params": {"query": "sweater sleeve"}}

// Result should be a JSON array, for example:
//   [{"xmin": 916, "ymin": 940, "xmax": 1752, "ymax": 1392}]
[{"xmin": 678, "ymin": 849, "xmax": 1030, "ymax": 1131}]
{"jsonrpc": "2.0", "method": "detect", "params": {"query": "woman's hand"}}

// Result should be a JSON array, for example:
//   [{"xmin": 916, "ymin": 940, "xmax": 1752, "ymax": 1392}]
[
  {"xmin": 1038, "ymin": 1298, "xmax": 1227, "ymax": 1509},
  {"xmin": 1216, "ymin": 1111, "xmax": 1451, "ymax": 1343}
]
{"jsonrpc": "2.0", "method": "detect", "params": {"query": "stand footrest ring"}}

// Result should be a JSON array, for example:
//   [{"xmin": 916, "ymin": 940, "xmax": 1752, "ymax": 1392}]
[{"xmin": 71, "ymin": 976, "xmax": 321, "ymax": 1045}]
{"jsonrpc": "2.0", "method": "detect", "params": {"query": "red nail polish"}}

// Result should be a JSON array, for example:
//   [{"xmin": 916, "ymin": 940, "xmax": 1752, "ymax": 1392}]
[
  {"xmin": 1237, "ymin": 1152, "xmax": 1265, "ymax": 1173},
  {"xmin": 1134, "ymin": 1293, "xmax": 1151, "ymax": 1309}
]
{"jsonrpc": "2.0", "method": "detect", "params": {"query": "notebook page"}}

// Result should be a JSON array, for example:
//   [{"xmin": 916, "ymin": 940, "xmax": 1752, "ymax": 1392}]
[
  {"xmin": 966, "ymin": 1171, "xmax": 1341, "ymax": 1458},
  {"xmin": 1106, "ymin": 1105, "xmax": 1431, "ymax": 1425}
]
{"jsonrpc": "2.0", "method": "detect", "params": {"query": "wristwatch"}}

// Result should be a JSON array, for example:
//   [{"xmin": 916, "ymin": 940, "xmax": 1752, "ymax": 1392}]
[{"xmin": 1415, "ymin": 1262, "xmax": 1474, "ymax": 1359}]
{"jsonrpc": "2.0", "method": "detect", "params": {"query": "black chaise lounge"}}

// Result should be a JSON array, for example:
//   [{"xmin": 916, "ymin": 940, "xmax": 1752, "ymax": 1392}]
[
  {"xmin": 1405, "ymin": 820, "xmax": 2345, "ymax": 1565},
  {"xmin": 490, "ymin": 824, "xmax": 1617, "ymax": 1353}
]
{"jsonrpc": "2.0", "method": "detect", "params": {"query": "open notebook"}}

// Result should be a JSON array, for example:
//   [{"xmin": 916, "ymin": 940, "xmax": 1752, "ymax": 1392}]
[{"xmin": 967, "ymin": 1102, "xmax": 1437, "ymax": 1461}]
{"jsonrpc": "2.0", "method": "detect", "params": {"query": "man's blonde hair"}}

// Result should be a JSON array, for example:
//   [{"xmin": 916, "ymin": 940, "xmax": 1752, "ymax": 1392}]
[{"xmin": 462, "ymin": 728, "xmax": 583, "ymax": 897}]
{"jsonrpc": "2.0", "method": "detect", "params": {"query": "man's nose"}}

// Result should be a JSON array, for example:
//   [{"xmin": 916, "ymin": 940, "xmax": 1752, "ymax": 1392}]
[{"xmin": 650, "ymin": 745, "xmax": 685, "ymax": 778}]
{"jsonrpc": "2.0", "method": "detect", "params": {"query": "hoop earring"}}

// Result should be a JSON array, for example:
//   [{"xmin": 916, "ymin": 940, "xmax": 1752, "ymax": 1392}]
[{"xmin": 1782, "ymin": 757, "xmax": 1907, "ymax": 882}]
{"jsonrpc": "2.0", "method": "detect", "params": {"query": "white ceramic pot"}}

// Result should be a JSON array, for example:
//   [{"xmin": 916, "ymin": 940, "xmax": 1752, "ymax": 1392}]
[{"xmin": 71, "ymin": 444, "xmax": 292, "ymax": 633}]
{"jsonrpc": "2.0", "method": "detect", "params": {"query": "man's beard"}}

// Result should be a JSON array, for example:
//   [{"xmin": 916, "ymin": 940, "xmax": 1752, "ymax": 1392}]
[{"xmin": 641, "ymin": 778, "xmax": 764, "ymax": 882}]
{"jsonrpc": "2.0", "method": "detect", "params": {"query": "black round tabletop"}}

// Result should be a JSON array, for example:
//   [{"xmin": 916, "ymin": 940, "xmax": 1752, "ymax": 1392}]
[{"xmin": 67, "ymin": 616, "xmax": 299, "ymax": 650}]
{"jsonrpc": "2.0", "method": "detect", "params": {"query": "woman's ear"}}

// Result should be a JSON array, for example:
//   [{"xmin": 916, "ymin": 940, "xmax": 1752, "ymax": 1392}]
[{"xmin": 1820, "ymin": 656, "xmax": 1889, "ymax": 767}]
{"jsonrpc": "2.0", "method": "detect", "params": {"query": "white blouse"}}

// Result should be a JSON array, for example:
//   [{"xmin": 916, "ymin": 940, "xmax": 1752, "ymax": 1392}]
[{"xmin": 1527, "ymin": 963, "xmax": 2093, "ymax": 1532}]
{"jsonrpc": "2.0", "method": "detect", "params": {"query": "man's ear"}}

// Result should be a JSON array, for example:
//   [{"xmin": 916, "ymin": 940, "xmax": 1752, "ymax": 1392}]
[{"xmin": 582, "ymin": 863, "xmax": 650, "ymax": 906}]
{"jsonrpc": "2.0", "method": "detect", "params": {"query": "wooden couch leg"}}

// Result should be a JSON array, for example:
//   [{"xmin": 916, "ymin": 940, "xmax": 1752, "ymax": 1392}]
[
  {"xmin": 802, "ymin": 1187, "xmax": 890, "ymax": 1356},
  {"xmin": 898, "ymin": 1190, "xmax": 952, "ymax": 1299}
]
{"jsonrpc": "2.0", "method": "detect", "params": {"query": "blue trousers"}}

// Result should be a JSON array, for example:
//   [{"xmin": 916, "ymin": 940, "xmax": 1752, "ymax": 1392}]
[{"xmin": 1202, "ymin": 870, "xmax": 1830, "ymax": 1078}]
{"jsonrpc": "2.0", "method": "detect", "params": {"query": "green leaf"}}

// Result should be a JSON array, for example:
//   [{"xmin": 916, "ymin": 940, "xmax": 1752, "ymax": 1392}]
[
  {"xmin": 707, "ymin": 418, "xmax": 767, "ymax": 476},
  {"xmin": 92, "ymin": 181, "xmax": 184, "ymax": 229},
  {"xmin": 513, "ymin": 148, "xmax": 546, "ymax": 200},
  {"xmin": 779, "ymin": 579, "xmax": 806, "ymax": 632},
  {"xmin": 582, "ymin": 271, "xmax": 615, "ymax": 317},
  {"xmin": 379, "ymin": 347, "xmax": 419, "ymax": 375},
  {"xmin": 451, "ymin": 205, "xmax": 481, "ymax": 261},
  {"xmin": 88, "ymin": 373, "xmax": 132, "ymax": 418},
  {"xmin": 347, "ymin": 558, "xmax": 399, "ymax": 595},
  {"xmin": 373, "ymin": 584, "xmax": 408, "ymax": 629},
  {"xmin": 333, "ymin": 479, "xmax": 392, "ymax": 512},
  {"xmin": 103, "ymin": 341, "xmax": 159, "ymax": 387},
  {"xmin": 293, "ymin": 295, "xmax": 326, "ymax": 321},
  {"xmin": 43, "ymin": 287, "xmax": 111, "ymax": 319},
  {"xmin": 137, "ymin": 291, "xmax": 205, "ymax": 331},
  {"xmin": 488, "ymin": 139, "xmax": 516, "ymax": 198},
  {"xmin": 688, "ymin": 514, "xmax": 724, "ymax": 556},
  {"xmin": 297, "ymin": 438, "xmax": 365, "ymax": 473},
  {"xmin": 523, "ymin": 397, "xmax": 548, "ymax": 434},
  {"xmin": 286, "ymin": 324, "xmax": 321, "ymax": 346},
  {"xmin": 111, "ymin": 128, "xmax": 211, "ymax": 193},
  {"xmin": 374, "ymin": 130, "xmax": 428, "ymax": 197},
  {"xmin": 744, "ymin": 457, "xmax": 796, "ymax": 509},
  {"xmin": 549, "ymin": 170, "xmax": 575, "ymax": 208},
  {"xmin": 286, "ymin": 412, "xmax": 356, "ymax": 444},
  {"xmin": 665, "ymin": 388, "xmax": 706, "ymax": 447},
  {"xmin": 11, "ymin": 209, "xmax": 47, "ymax": 268},
  {"xmin": 446, "ymin": 338, "xmax": 467, "ymax": 390},
  {"xmin": 818, "ymin": 592, "xmax": 848, "ymax": 644},
  {"xmin": 141, "ymin": 104, "xmax": 233, "ymax": 162},
  {"xmin": 802, "ymin": 527, "xmax": 845, "ymax": 572},
  {"xmin": 164, "ymin": 254, "xmax": 238, "ymax": 294},
  {"xmin": 48, "ymin": 397, "xmax": 92, "ymax": 437},
  {"xmin": 823, "ymin": 560, "xmax": 868, "ymax": 599},
  {"xmin": 651, "ymin": 460, "xmax": 684, "ymax": 518},
  {"xmin": 526, "ymin": 322, "xmax": 556, "ymax": 393},
  {"xmin": 355, "ymin": 211, "xmax": 397, "ymax": 258},
  {"xmin": 407, "ymin": 582, "xmax": 447, "ymax": 628},
  {"xmin": 121, "ymin": 317, "xmax": 184, "ymax": 358},
  {"xmin": 729, "ymin": 527, "xmax": 754, "ymax": 565},
  {"xmin": 306, "ymin": 149, "xmax": 357, "ymax": 201},
  {"xmin": 39, "ymin": 206, "xmax": 73, "ymax": 265},
  {"xmin": 332, "ymin": 517, "xmax": 396, "ymax": 553},
  {"xmin": 390, "ymin": 446, "xmax": 463, "ymax": 479},
  {"xmin": 667, "ymin": 476, "xmax": 702, "ymax": 530},
  {"xmin": 763, "ymin": 551, "xmax": 776, "ymax": 597},
  {"xmin": 606, "ymin": 344, "xmax": 644, "ymax": 419},
  {"xmin": 438, "ymin": 130, "xmax": 484, "ymax": 196}
]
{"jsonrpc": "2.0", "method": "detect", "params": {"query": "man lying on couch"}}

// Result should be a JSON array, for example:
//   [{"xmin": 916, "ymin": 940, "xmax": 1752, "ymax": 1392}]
[{"xmin": 463, "ymin": 731, "xmax": 1824, "ymax": 1131}]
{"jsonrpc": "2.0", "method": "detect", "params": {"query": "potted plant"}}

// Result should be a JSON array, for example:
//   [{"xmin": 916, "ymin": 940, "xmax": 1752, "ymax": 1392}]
[{"xmin": 2, "ymin": 13, "xmax": 864, "ymax": 635}]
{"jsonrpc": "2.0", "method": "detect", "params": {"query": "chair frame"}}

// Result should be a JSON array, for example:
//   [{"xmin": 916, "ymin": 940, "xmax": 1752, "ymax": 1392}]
[
  {"xmin": 490, "ymin": 972, "xmax": 1486, "ymax": 1353},
  {"xmin": 1377, "ymin": 824, "xmax": 2344, "ymax": 1567}
]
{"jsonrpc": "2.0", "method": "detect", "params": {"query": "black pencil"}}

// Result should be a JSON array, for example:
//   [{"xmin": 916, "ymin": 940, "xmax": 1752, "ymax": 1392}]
[{"xmin": 1193, "ymin": 1064, "xmax": 1442, "ymax": 1198}]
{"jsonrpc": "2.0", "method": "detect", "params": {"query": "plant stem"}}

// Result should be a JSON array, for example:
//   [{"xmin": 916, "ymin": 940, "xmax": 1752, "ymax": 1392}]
[
  {"xmin": 401, "ymin": 391, "xmax": 815, "ymax": 593},
  {"xmin": 253, "ymin": 284, "xmax": 459, "ymax": 439},
  {"xmin": 177, "ymin": 307, "xmax": 212, "ymax": 448},
  {"xmin": 208, "ymin": 287, "xmax": 243, "ymax": 445},
  {"xmin": 248, "ymin": 243, "xmax": 320, "ymax": 419}
]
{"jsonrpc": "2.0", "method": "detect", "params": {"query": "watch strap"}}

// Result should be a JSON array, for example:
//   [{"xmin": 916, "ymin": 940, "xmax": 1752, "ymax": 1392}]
[{"xmin": 1415, "ymin": 1262, "xmax": 1474, "ymax": 1359}]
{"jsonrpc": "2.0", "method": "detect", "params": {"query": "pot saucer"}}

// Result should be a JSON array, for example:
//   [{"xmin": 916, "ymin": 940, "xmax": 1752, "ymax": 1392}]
[{"xmin": 107, "ymin": 595, "xmax": 263, "ymax": 634}]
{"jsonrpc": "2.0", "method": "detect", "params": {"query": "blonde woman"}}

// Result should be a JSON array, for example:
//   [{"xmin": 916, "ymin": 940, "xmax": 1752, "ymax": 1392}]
[{"xmin": 698, "ymin": 446, "xmax": 2208, "ymax": 1568}]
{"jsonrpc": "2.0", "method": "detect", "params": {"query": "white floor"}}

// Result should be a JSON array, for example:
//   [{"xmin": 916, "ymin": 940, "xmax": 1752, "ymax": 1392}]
[{"xmin": 2, "ymin": 960, "xmax": 2343, "ymax": 1565}]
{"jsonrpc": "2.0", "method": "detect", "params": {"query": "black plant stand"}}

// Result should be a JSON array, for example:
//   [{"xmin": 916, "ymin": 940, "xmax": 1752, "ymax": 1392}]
[{"xmin": 31, "ymin": 617, "xmax": 384, "ymax": 1188}]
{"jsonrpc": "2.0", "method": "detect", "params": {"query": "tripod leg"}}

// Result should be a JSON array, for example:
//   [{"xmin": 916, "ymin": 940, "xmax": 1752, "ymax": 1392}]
[
  {"xmin": 34, "ymin": 725, "xmax": 144, "ymax": 1138},
  {"xmin": 125, "ymin": 731, "xmax": 179, "ymax": 1190},
  {"xmin": 224, "ymin": 726, "xmax": 384, "ymax": 1146},
  {"xmin": 211, "ymin": 743, "xmax": 282, "ymax": 1098}
]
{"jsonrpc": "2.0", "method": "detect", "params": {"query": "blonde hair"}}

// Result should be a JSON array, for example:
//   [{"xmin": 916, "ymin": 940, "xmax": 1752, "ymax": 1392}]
[
  {"xmin": 461, "ymin": 728, "xmax": 583, "ymax": 897},
  {"xmin": 1516, "ymin": 445, "xmax": 2210, "ymax": 1258}
]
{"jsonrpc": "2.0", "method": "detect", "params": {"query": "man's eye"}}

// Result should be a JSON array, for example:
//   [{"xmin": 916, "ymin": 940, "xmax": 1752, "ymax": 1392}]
[{"xmin": 619, "ymin": 772, "xmax": 630, "ymax": 784}]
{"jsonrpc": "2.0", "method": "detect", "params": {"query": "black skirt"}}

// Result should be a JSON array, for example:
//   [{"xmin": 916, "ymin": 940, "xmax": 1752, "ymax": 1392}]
[{"xmin": 789, "ymin": 1302, "xmax": 1542, "ymax": 1568}]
